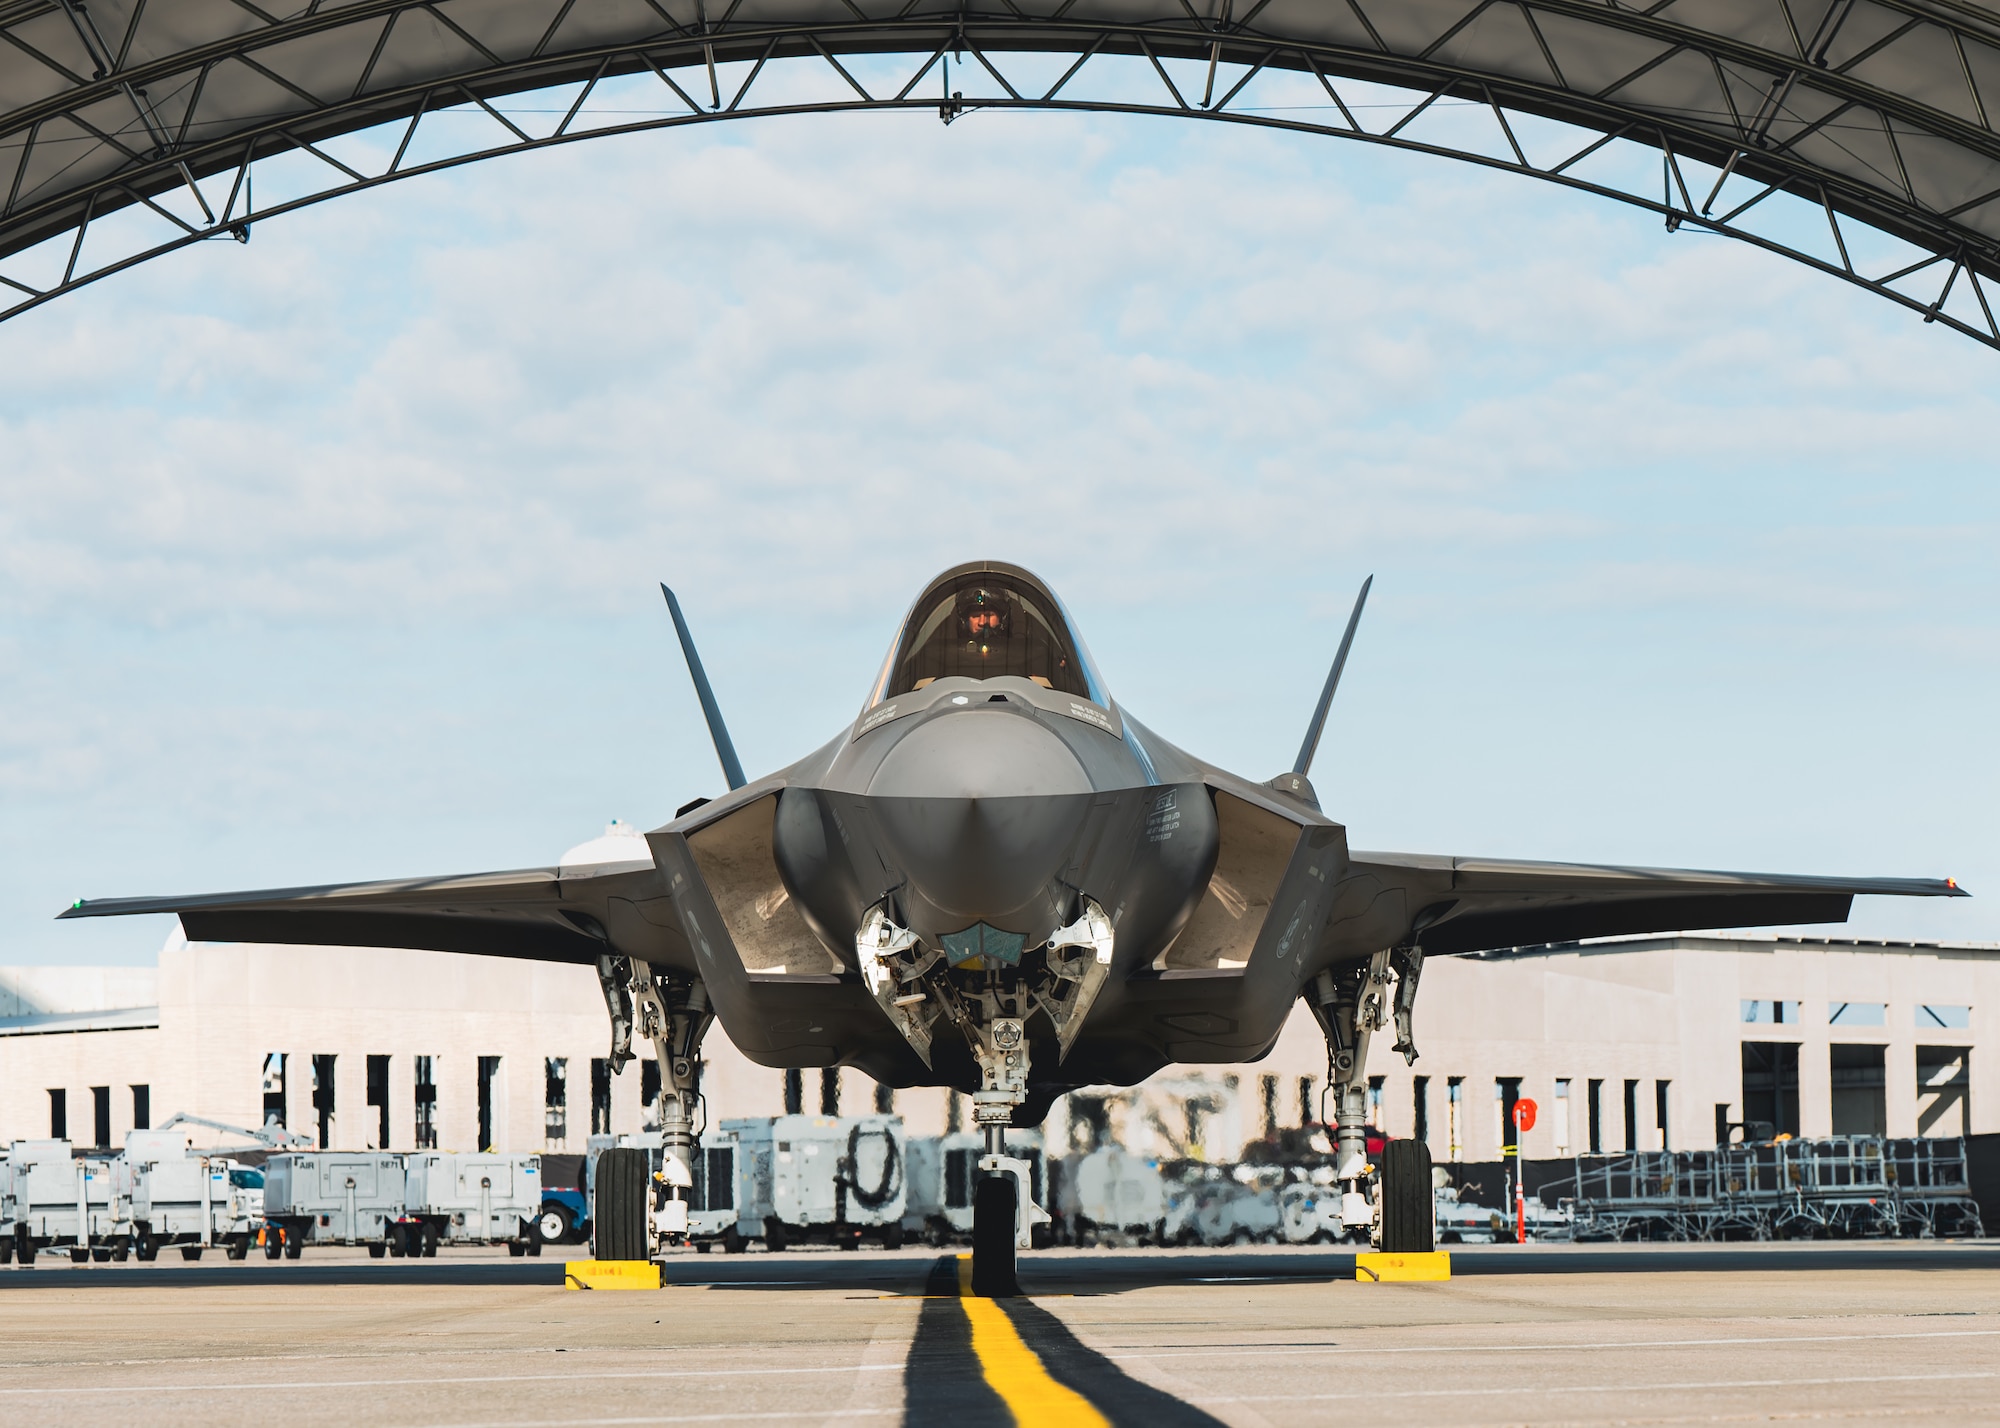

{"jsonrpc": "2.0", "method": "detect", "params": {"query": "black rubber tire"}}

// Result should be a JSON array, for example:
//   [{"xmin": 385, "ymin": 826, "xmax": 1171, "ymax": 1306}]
[
  {"xmin": 422, "ymin": 1224, "xmax": 439, "ymax": 1258},
  {"xmin": 722, "ymin": 1227, "xmax": 747, "ymax": 1255},
  {"xmin": 881, "ymin": 1222, "xmax": 904, "ymax": 1251},
  {"xmin": 536, "ymin": 1205, "xmax": 573, "ymax": 1245},
  {"xmin": 134, "ymin": 1233, "xmax": 158, "ymax": 1262},
  {"xmin": 368, "ymin": 1242, "xmax": 387, "ymax": 1259},
  {"xmin": 180, "ymin": 1245, "xmax": 203, "ymax": 1261},
  {"xmin": 1378, "ymin": 1138, "xmax": 1436, "ymax": 1254},
  {"xmin": 593, "ymin": 1146, "xmax": 650, "ymax": 1262},
  {"xmin": 17, "ymin": 1232, "xmax": 35, "ymax": 1266},
  {"xmin": 0, "ymin": 1234, "xmax": 12, "ymax": 1265},
  {"xmin": 763, "ymin": 1217, "xmax": 789, "ymax": 1253},
  {"xmin": 971, "ymin": 1175, "xmax": 1020, "ymax": 1298},
  {"xmin": 263, "ymin": 1228, "xmax": 282, "ymax": 1260},
  {"xmin": 525, "ymin": 1237, "xmax": 541, "ymax": 1258},
  {"xmin": 226, "ymin": 1236, "xmax": 249, "ymax": 1261},
  {"xmin": 283, "ymin": 1222, "xmax": 305, "ymax": 1259}
]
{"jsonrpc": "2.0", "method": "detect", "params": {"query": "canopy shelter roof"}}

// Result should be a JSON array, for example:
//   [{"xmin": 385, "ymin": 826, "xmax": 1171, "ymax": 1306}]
[{"xmin": 5, "ymin": 1, "xmax": 2000, "ymax": 347}]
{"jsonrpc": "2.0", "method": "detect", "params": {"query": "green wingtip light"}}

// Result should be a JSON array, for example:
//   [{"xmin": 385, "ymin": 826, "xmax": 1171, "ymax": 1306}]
[{"xmin": 71, "ymin": 899, "xmax": 83, "ymax": 909}]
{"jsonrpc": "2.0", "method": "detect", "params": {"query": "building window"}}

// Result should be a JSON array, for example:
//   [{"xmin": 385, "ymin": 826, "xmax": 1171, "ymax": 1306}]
[
  {"xmin": 1368, "ymin": 1075, "xmax": 1385, "ymax": 1130},
  {"xmin": 131, "ymin": 1084, "xmax": 150, "ymax": 1132},
  {"xmin": 1741, "ymin": 1000, "xmax": 1801, "ymax": 1024},
  {"xmin": 545, "ymin": 1057, "xmax": 568, "ymax": 1149},
  {"xmin": 477, "ymin": 1056, "xmax": 503, "ymax": 1151},
  {"xmin": 1919, "ymin": 1005, "xmax": 1970, "ymax": 1030},
  {"xmin": 1654, "ymin": 1080, "xmax": 1671, "ymax": 1150},
  {"xmin": 1553, "ymin": 1079, "xmax": 1571, "ymax": 1156},
  {"xmin": 1298, "ymin": 1075, "xmax": 1318, "ymax": 1127},
  {"xmin": 1741, "ymin": 1041, "xmax": 1800, "ymax": 1139},
  {"xmin": 414, "ymin": 1055, "xmax": 438, "ymax": 1150},
  {"xmin": 1586, "ymin": 1078, "xmax": 1603, "ymax": 1154},
  {"xmin": 1497, "ymin": 1078, "xmax": 1522, "ymax": 1153},
  {"xmin": 1261, "ymin": 1075, "xmax": 1280, "ymax": 1139},
  {"xmin": 1413, "ymin": 1076, "xmax": 1430, "ymax": 1148},
  {"xmin": 312, "ymin": 1054, "xmax": 337, "ymax": 1149},
  {"xmin": 366, "ymin": 1056, "xmax": 390, "ymax": 1149},
  {"xmin": 641, "ymin": 1060, "xmax": 662, "ymax": 1125},
  {"xmin": 1830, "ymin": 1002, "xmax": 1887, "ymax": 1027},
  {"xmin": 1829, "ymin": 1044, "xmax": 1887, "ymax": 1135},
  {"xmin": 784, "ymin": 1069, "xmax": 804, "ymax": 1116},
  {"xmin": 1917, "ymin": 1047, "xmax": 1970, "ymax": 1137},
  {"xmin": 1446, "ymin": 1077, "xmax": 1463, "ymax": 1160},
  {"xmin": 591, "ymin": 1058, "xmax": 613, "ymax": 1135},
  {"xmin": 874, "ymin": 1082, "xmax": 894, "ymax": 1114},
  {"xmin": 820, "ymin": 1067, "xmax": 841, "ymax": 1116},
  {"xmin": 946, "ymin": 1088, "xmax": 963, "ymax": 1134},
  {"xmin": 90, "ymin": 1085, "xmax": 111, "ymax": 1148},
  {"xmin": 1622, "ymin": 1080, "xmax": 1639, "ymax": 1152},
  {"xmin": 262, "ymin": 1053, "xmax": 287, "ymax": 1130},
  {"xmin": 49, "ymin": 1088, "xmax": 66, "ymax": 1140}
]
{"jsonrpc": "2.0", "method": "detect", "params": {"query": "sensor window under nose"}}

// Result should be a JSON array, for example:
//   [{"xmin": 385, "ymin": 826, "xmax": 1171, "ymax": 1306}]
[{"xmin": 940, "ymin": 923, "xmax": 1027, "ymax": 968}]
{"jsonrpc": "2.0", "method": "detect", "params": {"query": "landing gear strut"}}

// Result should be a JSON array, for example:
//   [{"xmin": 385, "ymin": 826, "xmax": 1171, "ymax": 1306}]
[
  {"xmin": 1306, "ymin": 944, "xmax": 1423, "ymax": 1244},
  {"xmin": 596, "ymin": 953, "xmax": 713, "ymax": 1257}
]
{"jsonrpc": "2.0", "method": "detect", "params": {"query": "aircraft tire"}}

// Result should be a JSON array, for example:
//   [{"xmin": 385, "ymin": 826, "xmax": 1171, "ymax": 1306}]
[
  {"xmin": 970, "ymin": 1175, "xmax": 1019, "ymax": 1298},
  {"xmin": 593, "ymin": 1147, "xmax": 649, "ymax": 1262},
  {"xmin": 1378, "ymin": 1138, "xmax": 1436, "ymax": 1254}
]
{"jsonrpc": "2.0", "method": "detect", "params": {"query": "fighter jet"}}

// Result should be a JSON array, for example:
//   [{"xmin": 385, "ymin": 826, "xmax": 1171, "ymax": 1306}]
[{"xmin": 63, "ymin": 561, "xmax": 1966, "ymax": 1291}]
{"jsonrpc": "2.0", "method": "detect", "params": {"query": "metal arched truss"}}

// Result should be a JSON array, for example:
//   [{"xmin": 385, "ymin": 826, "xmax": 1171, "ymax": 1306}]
[{"xmin": 5, "ymin": 1, "xmax": 2000, "ymax": 349}]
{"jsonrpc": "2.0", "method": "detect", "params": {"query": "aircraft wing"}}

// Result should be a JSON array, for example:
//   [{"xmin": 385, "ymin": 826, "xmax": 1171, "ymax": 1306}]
[
  {"xmin": 1340, "ymin": 851, "xmax": 1967, "ymax": 957},
  {"xmin": 57, "ymin": 861, "xmax": 690, "ymax": 969}
]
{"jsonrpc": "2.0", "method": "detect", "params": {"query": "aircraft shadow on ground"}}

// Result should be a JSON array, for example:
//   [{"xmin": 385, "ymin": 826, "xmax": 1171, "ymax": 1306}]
[{"xmin": 902, "ymin": 1254, "xmax": 1225, "ymax": 1428}]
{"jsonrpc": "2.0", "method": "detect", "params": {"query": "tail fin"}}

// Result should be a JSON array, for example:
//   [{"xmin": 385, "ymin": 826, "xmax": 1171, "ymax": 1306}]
[
  {"xmin": 661, "ymin": 584, "xmax": 747, "ymax": 791},
  {"xmin": 1292, "ymin": 575, "xmax": 1373, "ymax": 778}
]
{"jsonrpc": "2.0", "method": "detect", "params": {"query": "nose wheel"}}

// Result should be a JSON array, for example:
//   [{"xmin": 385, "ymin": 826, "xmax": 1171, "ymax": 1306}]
[{"xmin": 971, "ymin": 1173, "xmax": 1019, "ymax": 1297}]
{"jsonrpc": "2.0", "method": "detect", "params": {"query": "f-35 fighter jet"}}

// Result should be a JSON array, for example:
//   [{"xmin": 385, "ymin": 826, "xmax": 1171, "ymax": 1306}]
[{"xmin": 64, "ymin": 561, "xmax": 1965, "ymax": 1290}]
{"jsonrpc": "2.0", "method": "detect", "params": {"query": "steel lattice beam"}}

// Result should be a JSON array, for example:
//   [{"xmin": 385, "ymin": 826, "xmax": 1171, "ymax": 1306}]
[{"xmin": 3, "ymin": 1, "xmax": 1999, "ymax": 348}]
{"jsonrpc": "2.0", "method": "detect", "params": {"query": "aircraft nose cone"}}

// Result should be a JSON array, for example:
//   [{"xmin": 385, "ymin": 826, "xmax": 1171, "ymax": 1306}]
[{"xmin": 867, "ymin": 709, "xmax": 1089, "ymax": 927}]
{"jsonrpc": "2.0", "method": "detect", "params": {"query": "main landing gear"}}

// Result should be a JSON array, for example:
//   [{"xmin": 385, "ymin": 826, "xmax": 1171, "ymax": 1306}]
[{"xmin": 1307, "ymin": 944, "xmax": 1435, "ymax": 1252}]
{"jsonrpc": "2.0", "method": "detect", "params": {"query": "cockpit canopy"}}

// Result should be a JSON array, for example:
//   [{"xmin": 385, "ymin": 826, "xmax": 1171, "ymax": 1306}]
[{"xmin": 868, "ymin": 563, "xmax": 1109, "ymax": 707}]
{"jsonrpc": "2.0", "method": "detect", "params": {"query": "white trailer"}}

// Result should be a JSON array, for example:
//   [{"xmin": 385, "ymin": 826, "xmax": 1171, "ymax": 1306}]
[
  {"xmin": 724, "ymin": 1115, "xmax": 907, "ymax": 1251},
  {"xmin": 122, "ymin": 1128, "xmax": 266, "ymax": 1261},
  {"xmin": 397, "ymin": 1152, "xmax": 542, "ymax": 1256},
  {"xmin": 0, "ymin": 1140, "xmax": 125, "ymax": 1264},
  {"xmin": 262, "ymin": 1152, "xmax": 404, "ymax": 1258}
]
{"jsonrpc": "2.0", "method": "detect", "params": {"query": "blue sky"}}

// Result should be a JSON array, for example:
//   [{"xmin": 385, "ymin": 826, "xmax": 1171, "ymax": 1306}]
[{"xmin": 3, "ymin": 85, "xmax": 1996, "ymax": 966}]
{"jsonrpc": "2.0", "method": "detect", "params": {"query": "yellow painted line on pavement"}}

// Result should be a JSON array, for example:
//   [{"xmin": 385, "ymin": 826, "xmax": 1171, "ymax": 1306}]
[{"xmin": 953, "ymin": 1256, "xmax": 1107, "ymax": 1427}]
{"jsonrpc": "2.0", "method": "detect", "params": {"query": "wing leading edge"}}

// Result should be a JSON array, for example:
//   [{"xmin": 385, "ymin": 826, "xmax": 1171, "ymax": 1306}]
[
  {"xmin": 57, "ymin": 861, "xmax": 684, "ymax": 969},
  {"xmin": 1342, "ymin": 851, "xmax": 1967, "ymax": 958}
]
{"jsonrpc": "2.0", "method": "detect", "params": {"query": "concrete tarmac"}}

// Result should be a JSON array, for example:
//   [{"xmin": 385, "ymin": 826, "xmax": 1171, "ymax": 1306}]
[{"xmin": 4, "ymin": 1242, "xmax": 1997, "ymax": 1425}]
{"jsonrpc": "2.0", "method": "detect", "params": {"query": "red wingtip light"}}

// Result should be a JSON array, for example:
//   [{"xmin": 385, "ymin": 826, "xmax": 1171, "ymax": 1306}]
[{"xmin": 1947, "ymin": 877, "xmax": 1959, "ymax": 889}]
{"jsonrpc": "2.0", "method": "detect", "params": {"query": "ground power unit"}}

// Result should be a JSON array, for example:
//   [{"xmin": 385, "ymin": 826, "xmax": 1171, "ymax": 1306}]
[
  {"xmin": 123, "ymin": 1128, "xmax": 265, "ymax": 1260},
  {"xmin": 1, "ymin": 1140, "xmax": 124, "ymax": 1264},
  {"xmin": 261, "ymin": 1152, "xmax": 404, "ymax": 1258},
  {"xmin": 724, "ymin": 1114, "xmax": 907, "ymax": 1251},
  {"xmin": 397, "ymin": 1152, "xmax": 542, "ymax": 1255}
]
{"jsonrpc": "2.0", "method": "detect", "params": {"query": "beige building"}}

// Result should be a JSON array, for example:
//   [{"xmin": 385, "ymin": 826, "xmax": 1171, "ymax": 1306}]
[{"xmin": 2, "ymin": 930, "xmax": 1991, "ymax": 1162}]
